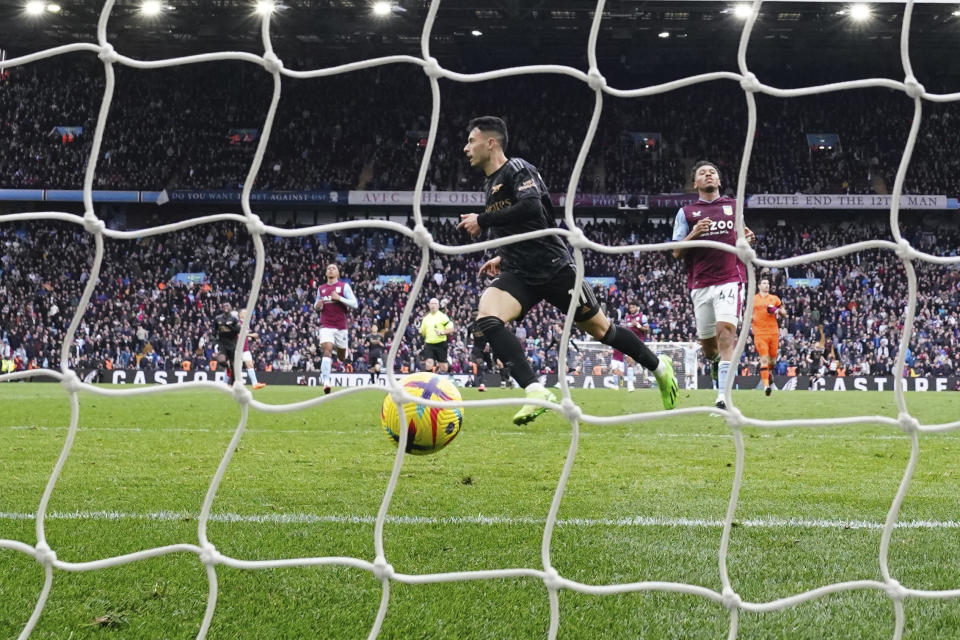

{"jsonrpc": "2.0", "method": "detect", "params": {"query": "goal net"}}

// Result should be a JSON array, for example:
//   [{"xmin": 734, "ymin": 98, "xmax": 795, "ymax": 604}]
[
  {"xmin": 2, "ymin": 0, "xmax": 960, "ymax": 639},
  {"xmin": 573, "ymin": 340, "xmax": 701, "ymax": 390}
]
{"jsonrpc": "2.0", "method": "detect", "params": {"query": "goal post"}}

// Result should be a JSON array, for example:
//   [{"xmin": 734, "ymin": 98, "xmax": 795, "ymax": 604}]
[{"xmin": 571, "ymin": 340, "xmax": 701, "ymax": 390}]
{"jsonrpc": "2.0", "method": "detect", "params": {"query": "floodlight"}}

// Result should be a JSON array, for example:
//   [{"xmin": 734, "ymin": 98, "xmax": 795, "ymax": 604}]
[
  {"xmin": 25, "ymin": 1, "xmax": 45, "ymax": 15},
  {"xmin": 46, "ymin": 3, "xmax": 61, "ymax": 12},
  {"xmin": 849, "ymin": 4, "xmax": 870, "ymax": 21},
  {"xmin": 255, "ymin": 0, "xmax": 275, "ymax": 15},
  {"xmin": 471, "ymin": 29, "xmax": 482, "ymax": 36},
  {"xmin": 371, "ymin": 1, "xmax": 391, "ymax": 16},
  {"xmin": 658, "ymin": 31, "xmax": 670, "ymax": 38},
  {"xmin": 733, "ymin": 4, "xmax": 752, "ymax": 19},
  {"xmin": 141, "ymin": 0, "xmax": 162, "ymax": 16}
]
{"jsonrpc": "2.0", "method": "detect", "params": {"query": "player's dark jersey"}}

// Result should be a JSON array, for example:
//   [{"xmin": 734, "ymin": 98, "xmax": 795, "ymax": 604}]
[
  {"xmin": 366, "ymin": 332, "xmax": 385, "ymax": 358},
  {"xmin": 215, "ymin": 311, "xmax": 241, "ymax": 353},
  {"xmin": 483, "ymin": 157, "xmax": 572, "ymax": 285}
]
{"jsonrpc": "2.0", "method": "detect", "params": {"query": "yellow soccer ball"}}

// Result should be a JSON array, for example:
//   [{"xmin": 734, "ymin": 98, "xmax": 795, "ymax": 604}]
[{"xmin": 381, "ymin": 372, "xmax": 464, "ymax": 455}]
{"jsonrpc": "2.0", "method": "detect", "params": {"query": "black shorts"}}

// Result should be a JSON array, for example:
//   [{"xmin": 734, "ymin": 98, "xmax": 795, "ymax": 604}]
[
  {"xmin": 217, "ymin": 344, "xmax": 236, "ymax": 362},
  {"xmin": 422, "ymin": 341, "xmax": 449, "ymax": 364},
  {"xmin": 368, "ymin": 348, "xmax": 384, "ymax": 365},
  {"xmin": 489, "ymin": 265, "xmax": 601, "ymax": 323}
]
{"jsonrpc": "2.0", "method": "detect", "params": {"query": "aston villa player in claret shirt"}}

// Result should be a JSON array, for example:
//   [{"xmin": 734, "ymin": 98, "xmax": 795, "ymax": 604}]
[
  {"xmin": 314, "ymin": 263, "xmax": 358, "ymax": 394},
  {"xmin": 457, "ymin": 115, "xmax": 678, "ymax": 425},
  {"xmin": 672, "ymin": 160, "xmax": 755, "ymax": 410}
]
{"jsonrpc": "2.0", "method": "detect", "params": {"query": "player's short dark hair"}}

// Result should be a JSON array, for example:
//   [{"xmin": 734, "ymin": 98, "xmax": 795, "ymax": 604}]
[
  {"xmin": 468, "ymin": 116, "xmax": 508, "ymax": 152},
  {"xmin": 691, "ymin": 160, "xmax": 720, "ymax": 182}
]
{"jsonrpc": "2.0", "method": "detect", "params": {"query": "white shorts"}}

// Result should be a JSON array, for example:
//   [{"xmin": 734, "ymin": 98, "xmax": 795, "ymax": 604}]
[
  {"xmin": 318, "ymin": 327, "xmax": 349, "ymax": 350},
  {"xmin": 610, "ymin": 358, "xmax": 625, "ymax": 373},
  {"xmin": 690, "ymin": 282, "xmax": 744, "ymax": 339},
  {"xmin": 242, "ymin": 350, "xmax": 254, "ymax": 363}
]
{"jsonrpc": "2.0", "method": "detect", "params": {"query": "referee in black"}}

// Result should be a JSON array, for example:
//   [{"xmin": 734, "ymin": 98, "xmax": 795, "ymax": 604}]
[{"xmin": 457, "ymin": 116, "xmax": 678, "ymax": 424}]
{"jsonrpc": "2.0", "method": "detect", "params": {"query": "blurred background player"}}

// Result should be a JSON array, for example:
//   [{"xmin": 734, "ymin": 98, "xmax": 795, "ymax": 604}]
[
  {"xmin": 611, "ymin": 300, "xmax": 650, "ymax": 392},
  {"xmin": 468, "ymin": 317, "xmax": 494, "ymax": 390},
  {"xmin": 752, "ymin": 277, "xmax": 787, "ymax": 396},
  {"xmin": 672, "ymin": 160, "xmax": 755, "ymax": 410},
  {"xmin": 213, "ymin": 301, "xmax": 241, "ymax": 385},
  {"xmin": 239, "ymin": 310, "xmax": 266, "ymax": 390},
  {"xmin": 419, "ymin": 297, "xmax": 454, "ymax": 374},
  {"xmin": 458, "ymin": 115, "xmax": 677, "ymax": 424},
  {"xmin": 365, "ymin": 323, "xmax": 385, "ymax": 384},
  {"xmin": 315, "ymin": 263, "xmax": 358, "ymax": 394}
]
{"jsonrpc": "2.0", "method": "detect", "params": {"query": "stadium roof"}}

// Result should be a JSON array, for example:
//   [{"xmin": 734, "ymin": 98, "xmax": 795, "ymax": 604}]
[{"xmin": 1, "ymin": 1, "xmax": 958, "ymax": 81}]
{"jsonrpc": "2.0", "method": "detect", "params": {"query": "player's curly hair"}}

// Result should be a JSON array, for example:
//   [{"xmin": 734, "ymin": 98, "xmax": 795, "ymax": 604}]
[
  {"xmin": 690, "ymin": 160, "xmax": 720, "ymax": 182},
  {"xmin": 467, "ymin": 116, "xmax": 508, "ymax": 152}
]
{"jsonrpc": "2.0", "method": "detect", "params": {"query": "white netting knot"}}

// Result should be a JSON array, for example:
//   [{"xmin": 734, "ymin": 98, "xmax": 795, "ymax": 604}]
[
  {"xmin": 903, "ymin": 75, "xmax": 925, "ymax": 100},
  {"xmin": 389, "ymin": 388, "xmax": 408, "ymax": 411},
  {"xmin": 261, "ymin": 51, "xmax": 284, "ymax": 75},
  {"xmin": 739, "ymin": 72, "xmax": 761, "ymax": 93},
  {"xmin": 422, "ymin": 56, "xmax": 443, "ymax": 79},
  {"xmin": 897, "ymin": 412, "xmax": 920, "ymax": 435},
  {"xmin": 566, "ymin": 227, "xmax": 589, "ymax": 250},
  {"xmin": 199, "ymin": 543, "xmax": 222, "ymax": 565},
  {"xmin": 560, "ymin": 397, "xmax": 581, "ymax": 423},
  {"xmin": 884, "ymin": 578, "xmax": 907, "ymax": 601},
  {"xmin": 895, "ymin": 238, "xmax": 919, "ymax": 262},
  {"xmin": 83, "ymin": 215, "xmax": 106, "ymax": 235},
  {"xmin": 736, "ymin": 237, "xmax": 757, "ymax": 265},
  {"xmin": 412, "ymin": 224, "xmax": 433, "ymax": 249},
  {"xmin": 542, "ymin": 567, "xmax": 563, "ymax": 591},
  {"xmin": 245, "ymin": 214, "xmax": 267, "ymax": 237},
  {"xmin": 232, "ymin": 382, "xmax": 253, "ymax": 406},
  {"xmin": 587, "ymin": 68, "xmax": 606, "ymax": 92},
  {"xmin": 724, "ymin": 404, "xmax": 745, "ymax": 428},
  {"xmin": 98, "ymin": 43, "xmax": 119, "ymax": 65},
  {"xmin": 372, "ymin": 556, "xmax": 394, "ymax": 581},
  {"xmin": 721, "ymin": 587, "xmax": 742, "ymax": 609},
  {"xmin": 34, "ymin": 542, "xmax": 57, "ymax": 567},
  {"xmin": 59, "ymin": 370, "xmax": 83, "ymax": 394}
]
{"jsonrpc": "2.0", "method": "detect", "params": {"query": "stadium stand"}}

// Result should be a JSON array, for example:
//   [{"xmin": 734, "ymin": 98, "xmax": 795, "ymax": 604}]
[
  {"xmin": 1, "ymin": 58, "xmax": 959, "ymax": 197},
  {"xmin": 1, "ymin": 216, "xmax": 957, "ymax": 378}
]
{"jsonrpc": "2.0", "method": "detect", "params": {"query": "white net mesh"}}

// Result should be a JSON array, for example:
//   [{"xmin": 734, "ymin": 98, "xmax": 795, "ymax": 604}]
[
  {"xmin": 573, "ymin": 340, "xmax": 700, "ymax": 390},
  {"xmin": 2, "ymin": 0, "xmax": 960, "ymax": 639}
]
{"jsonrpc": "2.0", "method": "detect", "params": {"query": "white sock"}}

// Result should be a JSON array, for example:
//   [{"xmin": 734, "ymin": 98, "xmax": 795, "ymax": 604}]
[
  {"xmin": 525, "ymin": 381, "xmax": 545, "ymax": 394},
  {"xmin": 246, "ymin": 368, "xmax": 258, "ymax": 384},
  {"xmin": 652, "ymin": 360, "xmax": 666, "ymax": 378},
  {"xmin": 321, "ymin": 356, "xmax": 332, "ymax": 385},
  {"xmin": 717, "ymin": 361, "xmax": 731, "ymax": 396},
  {"xmin": 626, "ymin": 366, "xmax": 635, "ymax": 389}
]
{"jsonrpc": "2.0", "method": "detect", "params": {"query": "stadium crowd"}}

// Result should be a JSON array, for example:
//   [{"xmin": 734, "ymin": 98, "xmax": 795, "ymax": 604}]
[
  {"xmin": 1, "ymin": 215, "xmax": 958, "ymax": 381},
  {"xmin": 2, "ymin": 58, "xmax": 959, "ymax": 198}
]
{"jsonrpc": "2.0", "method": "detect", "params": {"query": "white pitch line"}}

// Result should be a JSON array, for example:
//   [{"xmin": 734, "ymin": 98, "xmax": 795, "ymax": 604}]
[
  {"xmin": 1, "ymin": 510, "xmax": 959, "ymax": 530},
  {"xmin": 0, "ymin": 425, "xmax": 941, "ymax": 440}
]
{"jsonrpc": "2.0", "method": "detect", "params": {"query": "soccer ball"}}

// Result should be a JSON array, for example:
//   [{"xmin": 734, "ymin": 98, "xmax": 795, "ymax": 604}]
[{"xmin": 381, "ymin": 372, "xmax": 464, "ymax": 455}]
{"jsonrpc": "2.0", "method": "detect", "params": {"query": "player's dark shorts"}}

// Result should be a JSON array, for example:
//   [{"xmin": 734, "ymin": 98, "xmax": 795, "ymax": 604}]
[
  {"xmin": 422, "ymin": 341, "xmax": 449, "ymax": 364},
  {"xmin": 368, "ymin": 347, "xmax": 384, "ymax": 365},
  {"xmin": 217, "ymin": 344, "xmax": 236, "ymax": 364},
  {"xmin": 490, "ymin": 265, "xmax": 601, "ymax": 323}
]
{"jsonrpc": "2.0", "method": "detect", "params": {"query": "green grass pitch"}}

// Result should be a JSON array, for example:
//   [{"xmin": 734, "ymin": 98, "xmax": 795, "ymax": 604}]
[{"xmin": 2, "ymin": 383, "xmax": 960, "ymax": 639}]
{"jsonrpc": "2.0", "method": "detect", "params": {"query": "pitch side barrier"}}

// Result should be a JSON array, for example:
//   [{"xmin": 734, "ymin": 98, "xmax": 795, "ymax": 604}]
[
  {"xmin": 699, "ymin": 374, "xmax": 960, "ymax": 392},
  {"xmin": 17, "ymin": 369, "xmax": 960, "ymax": 392}
]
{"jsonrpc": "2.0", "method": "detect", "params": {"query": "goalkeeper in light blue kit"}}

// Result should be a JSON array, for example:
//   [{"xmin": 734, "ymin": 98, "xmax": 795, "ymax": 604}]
[{"xmin": 457, "ymin": 115, "xmax": 678, "ymax": 425}]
